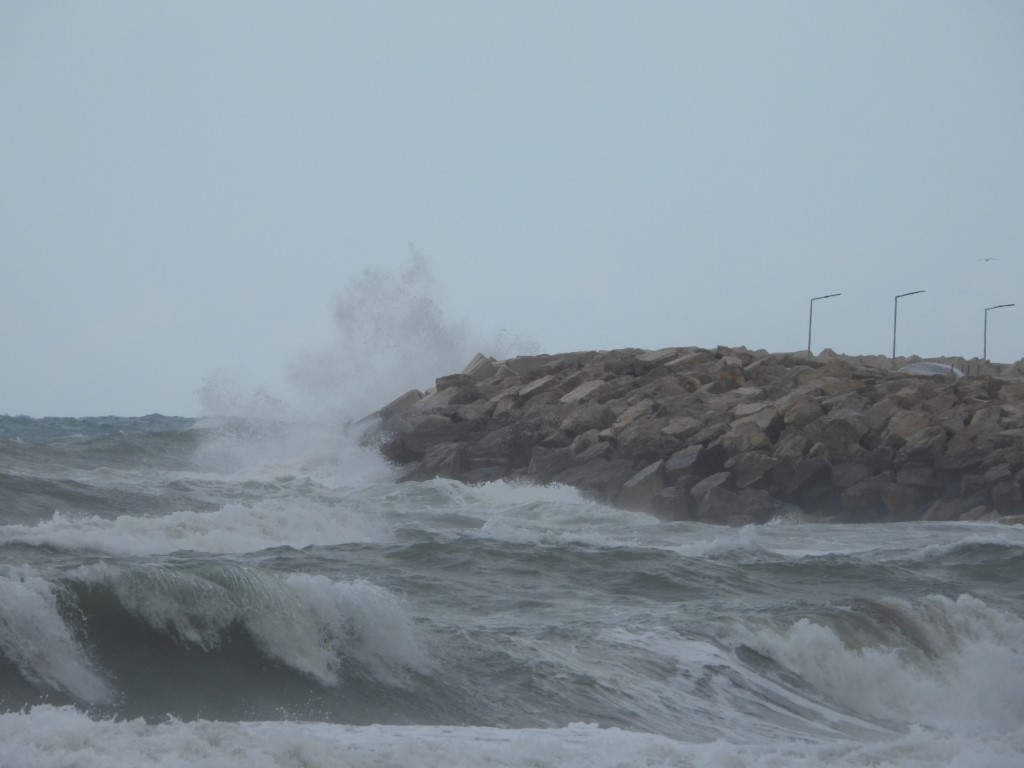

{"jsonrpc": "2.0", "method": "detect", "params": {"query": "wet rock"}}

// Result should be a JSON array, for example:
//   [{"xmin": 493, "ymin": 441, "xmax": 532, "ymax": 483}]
[
  {"xmin": 382, "ymin": 414, "xmax": 477, "ymax": 463},
  {"xmin": 840, "ymin": 475, "xmax": 889, "ymax": 519},
  {"xmin": 526, "ymin": 446, "xmax": 575, "ymax": 482},
  {"xmin": 469, "ymin": 425, "xmax": 535, "ymax": 471},
  {"xmin": 991, "ymin": 480, "xmax": 1023, "ymax": 514},
  {"xmin": 618, "ymin": 460, "xmax": 667, "ymax": 511},
  {"xmin": 695, "ymin": 486, "xmax": 739, "ymax": 525},
  {"xmin": 880, "ymin": 482, "xmax": 926, "ymax": 520},
  {"xmin": 419, "ymin": 442, "xmax": 469, "ymax": 479},
  {"xmin": 731, "ymin": 451, "xmax": 777, "ymax": 489},
  {"xmin": 922, "ymin": 497, "xmax": 965, "ymax": 522},
  {"xmin": 650, "ymin": 486, "xmax": 692, "ymax": 521},
  {"xmin": 560, "ymin": 403, "xmax": 617, "ymax": 436},
  {"xmin": 896, "ymin": 463, "xmax": 940, "ymax": 490},
  {"xmin": 719, "ymin": 419, "xmax": 773, "ymax": 455},
  {"xmin": 555, "ymin": 459, "xmax": 636, "ymax": 502},
  {"xmin": 665, "ymin": 444, "xmax": 705, "ymax": 482},
  {"xmin": 690, "ymin": 471, "xmax": 732, "ymax": 502}
]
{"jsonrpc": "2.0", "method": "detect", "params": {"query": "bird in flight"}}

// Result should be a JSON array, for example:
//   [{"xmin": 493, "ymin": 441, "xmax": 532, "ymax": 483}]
[{"xmin": 977, "ymin": 257, "xmax": 999, "ymax": 262}]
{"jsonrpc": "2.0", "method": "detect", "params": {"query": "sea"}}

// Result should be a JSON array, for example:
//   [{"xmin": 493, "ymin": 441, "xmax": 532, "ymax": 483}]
[{"xmin": 2, "ymin": 412, "xmax": 1023, "ymax": 768}]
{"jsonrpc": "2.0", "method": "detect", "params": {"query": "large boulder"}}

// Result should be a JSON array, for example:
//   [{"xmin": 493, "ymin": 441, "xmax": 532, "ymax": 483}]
[
  {"xmin": 650, "ymin": 486, "xmax": 692, "ymax": 521},
  {"xmin": 618, "ymin": 460, "xmax": 667, "ymax": 511},
  {"xmin": 805, "ymin": 408, "xmax": 870, "ymax": 463},
  {"xmin": 730, "ymin": 451, "xmax": 777, "ymax": 489}
]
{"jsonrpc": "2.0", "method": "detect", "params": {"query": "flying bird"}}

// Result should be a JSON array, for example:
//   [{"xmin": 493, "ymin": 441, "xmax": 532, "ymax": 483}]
[{"xmin": 977, "ymin": 257, "xmax": 999, "ymax": 262}]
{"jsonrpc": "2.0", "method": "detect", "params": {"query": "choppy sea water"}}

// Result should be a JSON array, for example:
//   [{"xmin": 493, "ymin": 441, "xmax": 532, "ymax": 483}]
[{"xmin": 1, "ymin": 415, "xmax": 1023, "ymax": 767}]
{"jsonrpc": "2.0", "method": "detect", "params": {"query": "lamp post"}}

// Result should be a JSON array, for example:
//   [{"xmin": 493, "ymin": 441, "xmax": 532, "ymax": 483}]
[
  {"xmin": 807, "ymin": 293, "xmax": 841, "ymax": 357},
  {"xmin": 892, "ymin": 290, "xmax": 925, "ymax": 367},
  {"xmin": 984, "ymin": 303, "xmax": 1014, "ymax": 361}
]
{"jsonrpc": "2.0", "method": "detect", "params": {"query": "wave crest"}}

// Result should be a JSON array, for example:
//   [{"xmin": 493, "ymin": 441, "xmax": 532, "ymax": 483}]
[{"xmin": 74, "ymin": 562, "xmax": 433, "ymax": 687}]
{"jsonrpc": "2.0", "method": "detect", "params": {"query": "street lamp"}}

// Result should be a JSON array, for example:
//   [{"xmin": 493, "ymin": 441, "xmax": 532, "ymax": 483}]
[
  {"xmin": 984, "ymin": 303, "xmax": 1014, "ymax": 361},
  {"xmin": 892, "ymin": 290, "xmax": 925, "ymax": 367},
  {"xmin": 807, "ymin": 293, "xmax": 841, "ymax": 356}
]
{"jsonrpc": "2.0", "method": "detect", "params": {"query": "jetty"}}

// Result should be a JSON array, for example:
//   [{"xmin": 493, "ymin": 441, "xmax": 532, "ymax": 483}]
[{"xmin": 362, "ymin": 347, "xmax": 1024, "ymax": 525}]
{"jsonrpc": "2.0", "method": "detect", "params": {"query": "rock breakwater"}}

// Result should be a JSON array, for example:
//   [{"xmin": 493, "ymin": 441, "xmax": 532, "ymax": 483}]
[{"xmin": 363, "ymin": 347, "xmax": 1024, "ymax": 525}]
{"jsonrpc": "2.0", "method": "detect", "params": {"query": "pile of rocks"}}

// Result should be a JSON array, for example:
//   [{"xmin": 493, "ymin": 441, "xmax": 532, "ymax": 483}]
[{"xmin": 361, "ymin": 347, "xmax": 1024, "ymax": 526}]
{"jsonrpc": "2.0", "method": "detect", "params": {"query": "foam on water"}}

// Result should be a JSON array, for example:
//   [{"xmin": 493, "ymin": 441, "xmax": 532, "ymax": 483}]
[
  {"xmin": 912, "ymin": 529, "xmax": 1024, "ymax": 562},
  {"xmin": 418, "ymin": 479, "xmax": 785, "ymax": 558},
  {"xmin": 732, "ymin": 593, "xmax": 1024, "ymax": 735},
  {"xmin": 390, "ymin": 477, "xmax": 667, "ymax": 547},
  {"xmin": 0, "ymin": 492, "xmax": 394, "ymax": 555},
  {"xmin": 587, "ymin": 625, "xmax": 899, "ymax": 743},
  {"xmin": 0, "ymin": 565, "xmax": 112, "ymax": 703},
  {"xmin": 190, "ymin": 417, "xmax": 395, "ymax": 487},
  {"xmin": 73, "ymin": 562, "xmax": 432, "ymax": 688},
  {"xmin": 2, "ymin": 706, "xmax": 1022, "ymax": 768}
]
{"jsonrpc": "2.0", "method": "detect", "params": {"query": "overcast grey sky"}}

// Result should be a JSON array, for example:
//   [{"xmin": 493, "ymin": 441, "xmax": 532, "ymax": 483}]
[{"xmin": 3, "ymin": 1, "xmax": 1023, "ymax": 417}]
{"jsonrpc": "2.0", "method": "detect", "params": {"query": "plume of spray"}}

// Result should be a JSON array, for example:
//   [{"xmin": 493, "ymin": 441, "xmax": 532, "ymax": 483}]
[
  {"xmin": 192, "ymin": 248, "xmax": 536, "ymax": 478},
  {"xmin": 195, "ymin": 372, "xmax": 291, "ymax": 422},
  {"xmin": 288, "ymin": 247, "xmax": 537, "ymax": 423}
]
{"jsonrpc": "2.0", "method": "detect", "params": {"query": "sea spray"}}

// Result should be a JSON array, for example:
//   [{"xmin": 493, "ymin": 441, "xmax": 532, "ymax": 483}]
[
  {"xmin": 0, "ymin": 565, "xmax": 112, "ymax": 703},
  {"xmin": 192, "ymin": 250, "xmax": 536, "ymax": 482},
  {"xmin": 287, "ymin": 249, "xmax": 536, "ymax": 423}
]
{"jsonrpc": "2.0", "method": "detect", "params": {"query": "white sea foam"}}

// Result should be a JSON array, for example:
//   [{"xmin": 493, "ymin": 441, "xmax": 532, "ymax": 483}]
[
  {"xmin": 384, "ymin": 478, "xmax": 794, "ymax": 557},
  {"xmin": 73, "ymin": 562, "xmax": 432, "ymax": 687},
  {"xmin": 733, "ymin": 593, "xmax": 1024, "ymax": 735},
  {"xmin": 0, "ymin": 565, "xmax": 112, "ymax": 703},
  {"xmin": 913, "ymin": 529, "xmax": 1024, "ymax": 562},
  {"xmin": 0, "ymin": 492, "xmax": 394, "ymax": 556},
  {"xmin": 394, "ymin": 478, "xmax": 660, "ymax": 546},
  {"xmin": 2, "ymin": 706, "xmax": 1022, "ymax": 768},
  {"xmin": 190, "ymin": 417, "xmax": 395, "ymax": 486},
  {"xmin": 282, "ymin": 572, "xmax": 434, "ymax": 686}
]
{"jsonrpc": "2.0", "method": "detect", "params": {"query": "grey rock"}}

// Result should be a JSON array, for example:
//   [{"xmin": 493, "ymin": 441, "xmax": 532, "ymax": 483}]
[
  {"xmin": 690, "ymin": 471, "xmax": 732, "ymax": 501},
  {"xmin": 618, "ymin": 460, "xmax": 667, "ymax": 511},
  {"xmin": 899, "ymin": 426, "xmax": 947, "ymax": 465},
  {"xmin": 831, "ymin": 462, "xmax": 874, "ymax": 489},
  {"xmin": 991, "ymin": 480, "xmax": 1023, "ymax": 513},
  {"xmin": 555, "ymin": 459, "xmax": 636, "ymax": 502},
  {"xmin": 463, "ymin": 353, "xmax": 498, "ymax": 381},
  {"xmin": 731, "ymin": 451, "xmax": 777, "ymax": 489},
  {"xmin": 560, "ymin": 380, "xmax": 606, "ymax": 405},
  {"xmin": 650, "ymin": 486, "xmax": 692, "ymax": 521},
  {"xmin": 665, "ymin": 444, "xmax": 704, "ymax": 482},
  {"xmin": 519, "ymin": 375, "xmax": 559, "ymax": 400},
  {"xmin": 922, "ymin": 497, "xmax": 965, "ymax": 522}
]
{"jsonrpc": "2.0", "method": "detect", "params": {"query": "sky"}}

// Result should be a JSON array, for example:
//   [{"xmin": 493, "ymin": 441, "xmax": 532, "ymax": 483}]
[{"xmin": 2, "ymin": 1, "xmax": 1023, "ymax": 417}]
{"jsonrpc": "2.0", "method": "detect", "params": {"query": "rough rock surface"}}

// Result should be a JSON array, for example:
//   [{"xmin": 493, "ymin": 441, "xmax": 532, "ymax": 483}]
[{"xmin": 362, "ymin": 346, "xmax": 1024, "ymax": 526}]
